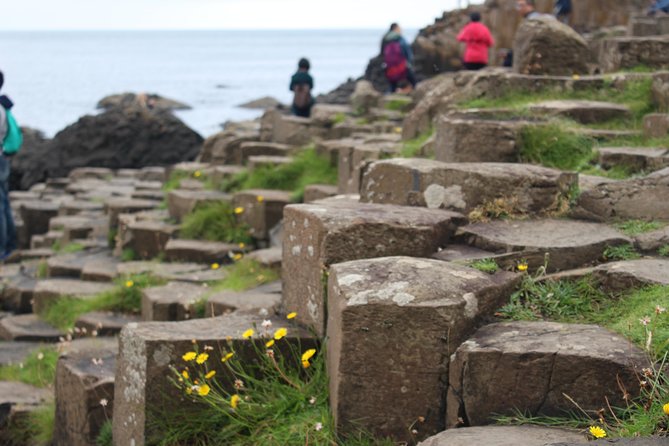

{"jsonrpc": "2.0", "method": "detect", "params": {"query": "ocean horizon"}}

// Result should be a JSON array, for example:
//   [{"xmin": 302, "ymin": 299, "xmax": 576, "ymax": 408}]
[{"xmin": 0, "ymin": 29, "xmax": 418, "ymax": 139}]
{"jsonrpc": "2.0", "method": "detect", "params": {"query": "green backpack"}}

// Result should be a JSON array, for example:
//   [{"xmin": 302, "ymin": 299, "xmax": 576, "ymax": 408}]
[{"xmin": 3, "ymin": 109, "xmax": 23, "ymax": 155}]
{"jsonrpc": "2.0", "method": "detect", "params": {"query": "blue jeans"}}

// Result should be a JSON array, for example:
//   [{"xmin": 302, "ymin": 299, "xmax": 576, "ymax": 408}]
[{"xmin": 0, "ymin": 155, "xmax": 16, "ymax": 256}]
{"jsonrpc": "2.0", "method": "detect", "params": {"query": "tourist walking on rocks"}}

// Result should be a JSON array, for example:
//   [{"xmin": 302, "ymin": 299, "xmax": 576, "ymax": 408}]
[
  {"xmin": 553, "ymin": 0, "xmax": 572, "ymax": 24},
  {"xmin": 457, "ymin": 12, "xmax": 495, "ymax": 70},
  {"xmin": 0, "ymin": 71, "xmax": 17, "ymax": 261},
  {"xmin": 381, "ymin": 23, "xmax": 417, "ymax": 93},
  {"xmin": 290, "ymin": 58, "xmax": 314, "ymax": 118},
  {"xmin": 516, "ymin": 0, "xmax": 542, "ymax": 20},
  {"xmin": 648, "ymin": 0, "xmax": 669, "ymax": 15}
]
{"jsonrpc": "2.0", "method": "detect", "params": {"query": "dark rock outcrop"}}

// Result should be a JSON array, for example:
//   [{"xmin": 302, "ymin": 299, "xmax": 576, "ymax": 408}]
[{"xmin": 9, "ymin": 127, "xmax": 53, "ymax": 191}]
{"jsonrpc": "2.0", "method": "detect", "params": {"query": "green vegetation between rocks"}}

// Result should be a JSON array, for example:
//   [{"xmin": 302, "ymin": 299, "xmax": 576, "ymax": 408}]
[
  {"xmin": 0, "ymin": 347, "xmax": 59, "ymax": 388},
  {"xmin": 96, "ymin": 420, "xmax": 113, "ymax": 446},
  {"xmin": 51, "ymin": 241, "xmax": 86, "ymax": 254},
  {"xmin": 400, "ymin": 128, "xmax": 433, "ymax": 158},
  {"xmin": 614, "ymin": 220, "xmax": 665, "ymax": 236},
  {"xmin": 603, "ymin": 244, "xmax": 642, "ymax": 261},
  {"xmin": 41, "ymin": 273, "xmax": 165, "ymax": 330},
  {"xmin": 470, "ymin": 258, "xmax": 500, "ymax": 274},
  {"xmin": 225, "ymin": 147, "xmax": 337, "ymax": 202},
  {"xmin": 8, "ymin": 401, "xmax": 55, "ymax": 446},
  {"xmin": 180, "ymin": 201, "xmax": 254, "ymax": 245},
  {"xmin": 163, "ymin": 169, "xmax": 214, "ymax": 193},
  {"xmin": 519, "ymin": 122, "xmax": 594, "ymax": 171},
  {"xmin": 659, "ymin": 245, "xmax": 669, "ymax": 257}
]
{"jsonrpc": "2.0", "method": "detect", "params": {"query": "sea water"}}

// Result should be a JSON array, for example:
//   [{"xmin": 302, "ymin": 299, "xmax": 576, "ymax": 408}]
[{"xmin": 0, "ymin": 29, "xmax": 416, "ymax": 138}]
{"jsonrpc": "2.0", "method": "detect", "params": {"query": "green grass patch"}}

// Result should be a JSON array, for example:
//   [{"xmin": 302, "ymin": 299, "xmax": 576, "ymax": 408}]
[
  {"xmin": 603, "ymin": 244, "xmax": 642, "ymax": 261},
  {"xmin": 7, "ymin": 400, "xmax": 55, "ymax": 446},
  {"xmin": 579, "ymin": 164, "xmax": 637, "ymax": 180},
  {"xmin": 227, "ymin": 147, "xmax": 337, "ymax": 202},
  {"xmin": 614, "ymin": 220, "xmax": 665, "ymax": 237},
  {"xmin": 41, "ymin": 273, "xmax": 165, "ymax": 330},
  {"xmin": 210, "ymin": 259, "xmax": 280, "ymax": 293},
  {"xmin": 180, "ymin": 201, "xmax": 254, "ymax": 244},
  {"xmin": 658, "ymin": 245, "xmax": 669, "ymax": 257},
  {"xmin": 332, "ymin": 112, "xmax": 347, "ymax": 125},
  {"xmin": 400, "ymin": 128, "xmax": 433, "ymax": 158},
  {"xmin": 470, "ymin": 259, "xmax": 499, "ymax": 274},
  {"xmin": 121, "ymin": 248, "xmax": 137, "ymax": 262},
  {"xmin": 153, "ymin": 342, "xmax": 393, "ymax": 446},
  {"xmin": 51, "ymin": 241, "xmax": 86, "ymax": 254},
  {"xmin": 96, "ymin": 420, "xmax": 113, "ymax": 446},
  {"xmin": 384, "ymin": 97, "xmax": 412, "ymax": 112},
  {"xmin": 36, "ymin": 259, "xmax": 48, "ymax": 279},
  {"xmin": 0, "ymin": 347, "xmax": 59, "ymax": 388},
  {"xmin": 520, "ymin": 122, "xmax": 594, "ymax": 171}
]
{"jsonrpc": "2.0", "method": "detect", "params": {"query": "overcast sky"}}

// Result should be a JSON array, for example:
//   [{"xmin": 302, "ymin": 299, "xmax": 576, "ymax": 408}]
[{"xmin": 3, "ymin": 0, "xmax": 483, "ymax": 30}]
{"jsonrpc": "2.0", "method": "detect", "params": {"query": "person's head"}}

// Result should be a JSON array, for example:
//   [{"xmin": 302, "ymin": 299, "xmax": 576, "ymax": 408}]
[
  {"xmin": 390, "ymin": 22, "xmax": 401, "ymax": 33},
  {"xmin": 470, "ymin": 12, "xmax": 482, "ymax": 22},
  {"xmin": 516, "ymin": 0, "xmax": 535, "ymax": 16},
  {"xmin": 298, "ymin": 58, "xmax": 310, "ymax": 71}
]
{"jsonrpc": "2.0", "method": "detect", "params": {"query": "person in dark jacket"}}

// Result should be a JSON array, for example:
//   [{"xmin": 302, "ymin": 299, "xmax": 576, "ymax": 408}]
[
  {"xmin": 553, "ymin": 0, "xmax": 572, "ymax": 24},
  {"xmin": 381, "ymin": 23, "xmax": 417, "ymax": 93},
  {"xmin": 0, "ymin": 71, "xmax": 17, "ymax": 261},
  {"xmin": 649, "ymin": 0, "xmax": 669, "ymax": 15},
  {"xmin": 457, "ymin": 12, "xmax": 495, "ymax": 70},
  {"xmin": 289, "ymin": 58, "xmax": 314, "ymax": 118}
]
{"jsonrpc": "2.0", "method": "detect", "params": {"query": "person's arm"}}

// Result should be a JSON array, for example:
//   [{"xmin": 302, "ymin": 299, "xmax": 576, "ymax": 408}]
[
  {"xmin": 485, "ymin": 28, "xmax": 495, "ymax": 47},
  {"xmin": 457, "ymin": 26, "xmax": 468, "ymax": 42},
  {"xmin": 0, "ymin": 107, "xmax": 7, "ymax": 153},
  {"xmin": 400, "ymin": 37, "xmax": 414, "ymax": 64}
]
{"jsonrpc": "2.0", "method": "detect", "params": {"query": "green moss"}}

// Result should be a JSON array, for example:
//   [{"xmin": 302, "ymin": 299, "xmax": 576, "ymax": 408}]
[
  {"xmin": 614, "ymin": 220, "xmax": 664, "ymax": 237},
  {"xmin": 520, "ymin": 122, "xmax": 594, "ymax": 171},
  {"xmin": 121, "ymin": 248, "xmax": 137, "ymax": 262},
  {"xmin": 400, "ymin": 128, "xmax": 433, "ymax": 158},
  {"xmin": 470, "ymin": 259, "xmax": 499, "ymax": 274},
  {"xmin": 603, "ymin": 244, "xmax": 642, "ymax": 261},
  {"xmin": 384, "ymin": 97, "xmax": 412, "ymax": 112},
  {"xmin": 332, "ymin": 112, "xmax": 347, "ymax": 125},
  {"xmin": 180, "ymin": 201, "xmax": 254, "ymax": 244}
]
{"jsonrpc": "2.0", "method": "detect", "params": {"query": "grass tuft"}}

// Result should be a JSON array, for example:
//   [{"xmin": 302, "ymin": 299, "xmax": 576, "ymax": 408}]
[
  {"xmin": 603, "ymin": 244, "xmax": 642, "ymax": 261},
  {"xmin": 520, "ymin": 122, "xmax": 594, "ymax": 171},
  {"xmin": 470, "ymin": 259, "xmax": 500, "ymax": 274},
  {"xmin": 96, "ymin": 420, "xmax": 113, "ymax": 446},
  {"xmin": 400, "ymin": 128, "xmax": 433, "ymax": 158},
  {"xmin": 0, "ymin": 347, "xmax": 59, "ymax": 388},
  {"xmin": 180, "ymin": 201, "xmax": 254, "ymax": 245},
  {"xmin": 209, "ymin": 258, "xmax": 280, "ymax": 293},
  {"xmin": 614, "ymin": 220, "xmax": 664, "ymax": 237}
]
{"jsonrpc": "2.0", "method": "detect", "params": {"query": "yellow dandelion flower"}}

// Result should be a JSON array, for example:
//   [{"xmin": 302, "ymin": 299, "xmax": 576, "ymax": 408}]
[
  {"xmin": 589, "ymin": 426, "xmax": 606, "ymax": 439},
  {"xmin": 198, "ymin": 384, "xmax": 210, "ymax": 396},
  {"xmin": 302, "ymin": 360, "xmax": 311, "ymax": 369},
  {"xmin": 572, "ymin": 74, "xmax": 581, "ymax": 80},
  {"xmin": 205, "ymin": 370, "xmax": 216, "ymax": 379},
  {"xmin": 182, "ymin": 351, "xmax": 197, "ymax": 362},
  {"xmin": 302, "ymin": 349, "xmax": 316, "ymax": 362},
  {"xmin": 181, "ymin": 370, "xmax": 189, "ymax": 379},
  {"xmin": 222, "ymin": 352, "xmax": 234, "ymax": 363},
  {"xmin": 238, "ymin": 242, "xmax": 246, "ymax": 249},
  {"xmin": 196, "ymin": 353, "xmax": 209, "ymax": 364},
  {"xmin": 257, "ymin": 195, "xmax": 264, "ymax": 203},
  {"xmin": 243, "ymin": 329, "xmax": 254, "ymax": 339},
  {"xmin": 287, "ymin": 312, "xmax": 297, "ymax": 320},
  {"xmin": 194, "ymin": 170, "xmax": 202, "ymax": 178},
  {"xmin": 211, "ymin": 263, "xmax": 220, "ymax": 270},
  {"xmin": 234, "ymin": 207, "xmax": 244, "ymax": 215},
  {"xmin": 266, "ymin": 339, "xmax": 275, "ymax": 348},
  {"xmin": 664, "ymin": 402, "xmax": 669, "ymax": 415},
  {"xmin": 394, "ymin": 126, "xmax": 402, "ymax": 134},
  {"xmin": 233, "ymin": 253, "xmax": 243, "ymax": 261},
  {"xmin": 125, "ymin": 280, "xmax": 134, "ymax": 288},
  {"xmin": 231, "ymin": 394, "xmax": 241, "ymax": 409},
  {"xmin": 517, "ymin": 263, "xmax": 528, "ymax": 272},
  {"xmin": 274, "ymin": 328, "xmax": 288, "ymax": 340}
]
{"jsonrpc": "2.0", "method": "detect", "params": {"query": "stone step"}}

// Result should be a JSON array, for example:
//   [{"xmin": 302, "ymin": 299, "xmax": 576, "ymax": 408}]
[
  {"xmin": 105, "ymin": 198, "xmax": 161, "ymax": 228},
  {"xmin": 598, "ymin": 146, "xmax": 669, "ymax": 173},
  {"xmin": 68, "ymin": 167, "xmax": 114, "ymax": 181},
  {"xmin": 141, "ymin": 281, "xmax": 209, "ymax": 321},
  {"xmin": 166, "ymin": 189, "xmax": 231, "ymax": 223},
  {"xmin": 528, "ymin": 100, "xmax": 631, "ymax": 124},
  {"xmin": 578, "ymin": 128, "xmax": 643, "ymax": 141},
  {"xmin": 33, "ymin": 279, "xmax": 115, "ymax": 314},
  {"xmin": 112, "ymin": 313, "xmax": 314, "ymax": 445},
  {"xmin": 457, "ymin": 219, "xmax": 630, "ymax": 272},
  {"xmin": 18, "ymin": 248, "xmax": 55, "ymax": 261},
  {"xmin": 360, "ymin": 158, "xmax": 577, "ymax": 216},
  {"xmin": 592, "ymin": 258, "xmax": 669, "ymax": 291},
  {"xmin": 204, "ymin": 288, "xmax": 282, "ymax": 317},
  {"xmin": 643, "ymin": 113, "xmax": 669, "ymax": 138},
  {"xmin": 635, "ymin": 225, "xmax": 669, "ymax": 252},
  {"xmin": 116, "ymin": 261, "xmax": 227, "ymax": 284},
  {"xmin": 447, "ymin": 321, "xmax": 647, "ymax": 427},
  {"xmin": 19, "ymin": 200, "xmax": 60, "ymax": 242},
  {"xmin": 283, "ymin": 200, "xmax": 467, "ymax": 334},
  {"xmin": 338, "ymin": 141, "xmax": 400, "ymax": 194},
  {"xmin": 81, "ymin": 255, "xmax": 122, "ymax": 282},
  {"xmin": 573, "ymin": 172, "xmax": 669, "ymax": 222},
  {"xmin": 59, "ymin": 200, "xmax": 106, "ymax": 216},
  {"xmin": 232, "ymin": 189, "xmax": 292, "ymax": 240},
  {"xmin": 118, "ymin": 220, "xmax": 179, "ymax": 260},
  {"xmin": 0, "ymin": 314, "xmax": 63, "ymax": 341},
  {"xmin": 164, "ymin": 239, "xmax": 239, "ymax": 264},
  {"xmin": 0, "ymin": 381, "xmax": 53, "ymax": 445},
  {"xmin": 0, "ymin": 341, "xmax": 43, "ymax": 366},
  {"xmin": 75, "ymin": 311, "xmax": 141, "ymax": 336},
  {"xmin": 131, "ymin": 189, "xmax": 165, "ymax": 201},
  {"xmin": 247, "ymin": 155, "xmax": 294, "ymax": 171},
  {"xmin": 326, "ymin": 256, "xmax": 519, "ymax": 443},
  {"xmin": 54, "ymin": 342, "xmax": 116, "ymax": 446},
  {"xmin": 238, "ymin": 141, "xmax": 293, "ymax": 165},
  {"xmin": 30, "ymin": 230, "xmax": 64, "ymax": 249},
  {"xmin": 303, "ymin": 184, "xmax": 338, "ymax": 203},
  {"xmin": 417, "ymin": 426, "xmax": 584, "ymax": 446},
  {"xmin": 1, "ymin": 274, "xmax": 37, "ymax": 314},
  {"xmin": 138, "ymin": 166, "xmax": 167, "ymax": 183},
  {"xmin": 208, "ymin": 165, "xmax": 246, "ymax": 189},
  {"xmin": 246, "ymin": 247, "xmax": 282, "ymax": 270},
  {"xmin": 49, "ymin": 215, "xmax": 108, "ymax": 243},
  {"xmin": 600, "ymin": 36, "xmax": 669, "ymax": 73},
  {"xmin": 46, "ymin": 250, "xmax": 111, "ymax": 279},
  {"xmin": 578, "ymin": 174, "xmax": 619, "ymax": 193}
]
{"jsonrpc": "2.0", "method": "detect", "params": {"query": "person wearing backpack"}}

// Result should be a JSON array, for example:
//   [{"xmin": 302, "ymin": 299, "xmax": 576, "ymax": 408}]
[
  {"xmin": 381, "ymin": 23, "xmax": 417, "ymax": 93},
  {"xmin": 290, "ymin": 58, "xmax": 314, "ymax": 118},
  {"xmin": 0, "ymin": 71, "xmax": 20, "ymax": 260}
]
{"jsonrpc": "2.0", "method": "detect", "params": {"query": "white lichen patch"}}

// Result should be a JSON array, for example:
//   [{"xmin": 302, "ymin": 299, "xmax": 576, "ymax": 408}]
[
  {"xmin": 347, "ymin": 281, "xmax": 415, "ymax": 306},
  {"xmin": 291, "ymin": 245, "xmax": 302, "ymax": 256},
  {"xmin": 338, "ymin": 274, "xmax": 365, "ymax": 287},
  {"xmin": 307, "ymin": 245, "xmax": 314, "ymax": 257},
  {"xmin": 463, "ymin": 293, "xmax": 478, "ymax": 319},
  {"xmin": 152, "ymin": 344, "xmax": 174, "ymax": 367},
  {"xmin": 449, "ymin": 269, "xmax": 484, "ymax": 280}
]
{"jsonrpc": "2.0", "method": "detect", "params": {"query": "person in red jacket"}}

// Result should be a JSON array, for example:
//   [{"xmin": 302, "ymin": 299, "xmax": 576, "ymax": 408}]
[{"xmin": 457, "ymin": 12, "xmax": 495, "ymax": 70}]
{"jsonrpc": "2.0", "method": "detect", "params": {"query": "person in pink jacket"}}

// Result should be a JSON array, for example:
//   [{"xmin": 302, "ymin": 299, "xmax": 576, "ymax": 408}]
[{"xmin": 457, "ymin": 12, "xmax": 495, "ymax": 70}]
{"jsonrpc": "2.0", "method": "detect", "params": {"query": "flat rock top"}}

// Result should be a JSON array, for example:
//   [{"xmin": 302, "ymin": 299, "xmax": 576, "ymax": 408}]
[
  {"xmin": 76, "ymin": 311, "xmax": 140, "ymax": 328},
  {"xmin": 594, "ymin": 258, "xmax": 669, "ymax": 284},
  {"xmin": 417, "ymin": 425, "xmax": 584, "ymax": 446},
  {"xmin": 331, "ymin": 256, "xmax": 517, "ymax": 307},
  {"xmin": 0, "ymin": 314, "xmax": 63, "ymax": 338},
  {"xmin": 207, "ymin": 289, "xmax": 281, "ymax": 311},
  {"xmin": 239, "ymin": 141, "xmax": 292, "ymax": 150},
  {"xmin": 143, "ymin": 281, "xmax": 209, "ymax": 302},
  {"xmin": 529, "ymin": 100, "xmax": 631, "ymax": 111},
  {"xmin": 61, "ymin": 349, "xmax": 116, "ymax": 379},
  {"xmin": 461, "ymin": 219, "xmax": 629, "ymax": 249},
  {"xmin": 599, "ymin": 147, "xmax": 669, "ymax": 157},
  {"xmin": 460, "ymin": 321, "xmax": 647, "ymax": 365},
  {"xmin": 0, "ymin": 341, "xmax": 42, "ymax": 366},
  {"xmin": 168, "ymin": 189, "xmax": 231, "ymax": 200},
  {"xmin": 285, "ymin": 200, "xmax": 465, "ymax": 228},
  {"xmin": 19, "ymin": 200, "xmax": 61, "ymax": 211},
  {"xmin": 127, "ymin": 220, "xmax": 179, "ymax": 232},
  {"xmin": 234, "ymin": 189, "xmax": 293, "ymax": 201},
  {"xmin": 34, "ymin": 279, "xmax": 114, "ymax": 296},
  {"xmin": 0, "ymin": 381, "xmax": 52, "ymax": 406},
  {"xmin": 105, "ymin": 198, "xmax": 160, "ymax": 208},
  {"xmin": 117, "ymin": 261, "xmax": 227, "ymax": 283},
  {"xmin": 165, "ymin": 239, "xmax": 238, "ymax": 252}
]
